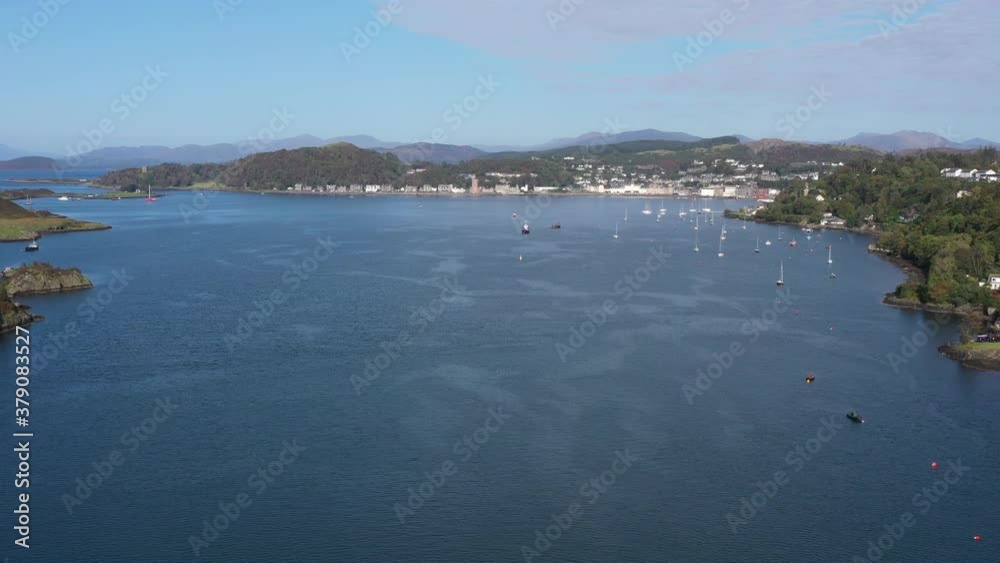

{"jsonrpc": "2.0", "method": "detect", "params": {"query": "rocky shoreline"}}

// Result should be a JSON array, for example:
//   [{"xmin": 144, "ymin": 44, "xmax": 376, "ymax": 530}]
[
  {"xmin": 938, "ymin": 343, "xmax": 1000, "ymax": 372},
  {"xmin": 0, "ymin": 263, "xmax": 93, "ymax": 332},
  {"xmin": 3, "ymin": 263, "xmax": 94, "ymax": 297},
  {"xmin": 875, "ymin": 253, "xmax": 998, "ymax": 372}
]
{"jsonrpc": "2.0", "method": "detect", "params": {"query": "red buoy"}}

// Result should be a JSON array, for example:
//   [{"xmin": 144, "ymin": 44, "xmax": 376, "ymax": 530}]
[
  {"xmin": 973, "ymin": 535, "xmax": 982, "ymax": 542},
  {"xmin": 931, "ymin": 461, "xmax": 938, "ymax": 470}
]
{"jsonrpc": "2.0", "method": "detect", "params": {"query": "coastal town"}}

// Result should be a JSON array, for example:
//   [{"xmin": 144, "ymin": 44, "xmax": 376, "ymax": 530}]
[{"xmin": 277, "ymin": 157, "xmax": 847, "ymax": 200}]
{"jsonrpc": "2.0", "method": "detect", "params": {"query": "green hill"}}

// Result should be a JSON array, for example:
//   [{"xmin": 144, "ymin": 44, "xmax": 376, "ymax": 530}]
[
  {"xmin": 97, "ymin": 144, "xmax": 407, "ymax": 190},
  {"xmin": 0, "ymin": 199, "xmax": 109, "ymax": 241}
]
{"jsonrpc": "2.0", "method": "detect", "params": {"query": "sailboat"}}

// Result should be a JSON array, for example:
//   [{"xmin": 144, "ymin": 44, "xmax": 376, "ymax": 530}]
[
  {"xmin": 718, "ymin": 229, "xmax": 725, "ymax": 257},
  {"xmin": 789, "ymin": 237, "xmax": 798, "ymax": 248},
  {"xmin": 24, "ymin": 194, "xmax": 32, "ymax": 206},
  {"xmin": 721, "ymin": 220, "xmax": 727, "ymax": 241},
  {"xmin": 694, "ymin": 226, "xmax": 700, "ymax": 252},
  {"xmin": 694, "ymin": 214, "xmax": 699, "ymax": 231},
  {"xmin": 828, "ymin": 245, "xmax": 833, "ymax": 264},
  {"xmin": 624, "ymin": 207, "xmax": 629, "ymax": 223},
  {"xmin": 755, "ymin": 237, "xmax": 760, "ymax": 254},
  {"xmin": 613, "ymin": 222, "xmax": 619, "ymax": 240},
  {"xmin": 24, "ymin": 238, "xmax": 39, "ymax": 252},
  {"xmin": 642, "ymin": 201, "xmax": 653, "ymax": 215},
  {"xmin": 776, "ymin": 260, "xmax": 785, "ymax": 286},
  {"xmin": 145, "ymin": 185, "xmax": 157, "ymax": 202},
  {"xmin": 659, "ymin": 200, "xmax": 667, "ymax": 214},
  {"xmin": 778, "ymin": 227, "xmax": 783, "ymax": 241}
]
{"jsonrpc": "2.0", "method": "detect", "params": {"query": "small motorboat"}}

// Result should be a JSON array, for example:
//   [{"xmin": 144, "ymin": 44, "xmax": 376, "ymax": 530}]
[
  {"xmin": 830, "ymin": 272, "xmax": 837, "ymax": 279},
  {"xmin": 765, "ymin": 240, "xmax": 772, "ymax": 246},
  {"xmin": 789, "ymin": 239, "xmax": 798, "ymax": 247},
  {"xmin": 550, "ymin": 223, "xmax": 561, "ymax": 229},
  {"xmin": 24, "ymin": 240, "xmax": 39, "ymax": 252},
  {"xmin": 805, "ymin": 374, "xmax": 816, "ymax": 384},
  {"xmin": 512, "ymin": 212, "xmax": 517, "ymax": 218},
  {"xmin": 846, "ymin": 411, "xmax": 864, "ymax": 424},
  {"xmin": 521, "ymin": 222, "xmax": 531, "ymax": 235},
  {"xmin": 57, "ymin": 196, "xmax": 70, "ymax": 201}
]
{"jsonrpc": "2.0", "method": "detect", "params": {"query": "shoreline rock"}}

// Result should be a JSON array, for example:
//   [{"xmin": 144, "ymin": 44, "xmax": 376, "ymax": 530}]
[
  {"xmin": 0, "ymin": 300, "xmax": 42, "ymax": 334},
  {"xmin": 3, "ymin": 262, "xmax": 94, "ymax": 297},
  {"xmin": 938, "ymin": 344, "xmax": 1000, "ymax": 372}
]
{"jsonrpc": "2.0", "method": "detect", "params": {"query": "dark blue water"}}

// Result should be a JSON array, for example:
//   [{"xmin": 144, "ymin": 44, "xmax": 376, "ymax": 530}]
[{"xmin": 1, "ymin": 189, "xmax": 996, "ymax": 562}]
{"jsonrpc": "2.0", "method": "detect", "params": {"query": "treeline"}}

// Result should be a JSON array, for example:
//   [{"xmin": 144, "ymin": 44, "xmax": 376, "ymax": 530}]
[
  {"xmin": 96, "ymin": 145, "xmax": 576, "ymax": 190},
  {"xmin": 97, "ymin": 163, "xmax": 225, "ymax": 190},
  {"xmin": 758, "ymin": 149, "xmax": 1000, "ymax": 307},
  {"xmin": 97, "ymin": 144, "xmax": 409, "ymax": 190}
]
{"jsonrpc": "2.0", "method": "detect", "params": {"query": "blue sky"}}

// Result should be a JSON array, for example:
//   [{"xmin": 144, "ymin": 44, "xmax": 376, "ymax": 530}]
[{"xmin": 1, "ymin": 0, "xmax": 996, "ymax": 153}]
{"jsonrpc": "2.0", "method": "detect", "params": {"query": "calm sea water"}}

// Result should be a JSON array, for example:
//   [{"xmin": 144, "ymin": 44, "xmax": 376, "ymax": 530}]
[{"xmin": 1, "ymin": 176, "xmax": 997, "ymax": 562}]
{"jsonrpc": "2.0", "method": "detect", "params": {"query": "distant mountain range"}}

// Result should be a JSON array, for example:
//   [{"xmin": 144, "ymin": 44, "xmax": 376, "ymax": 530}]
[
  {"xmin": 1, "ymin": 129, "xmax": 997, "ymax": 170},
  {"xmin": 836, "ymin": 131, "xmax": 1000, "ymax": 152}
]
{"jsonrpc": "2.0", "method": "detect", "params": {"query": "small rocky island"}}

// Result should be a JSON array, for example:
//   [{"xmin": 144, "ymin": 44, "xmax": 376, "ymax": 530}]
[{"xmin": 0, "ymin": 262, "xmax": 94, "ymax": 333}]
